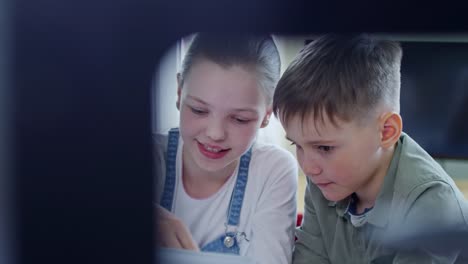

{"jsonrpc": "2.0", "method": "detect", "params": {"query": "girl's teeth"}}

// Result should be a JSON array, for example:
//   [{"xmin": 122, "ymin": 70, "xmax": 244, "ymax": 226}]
[{"xmin": 204, "ymin": 145, "xmax": 221, "ymax": 153}]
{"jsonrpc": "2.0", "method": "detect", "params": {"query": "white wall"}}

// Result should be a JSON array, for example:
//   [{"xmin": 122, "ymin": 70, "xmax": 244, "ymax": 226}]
[{"xmin": 153, "ymin": 42, "xmax": 180, "ymax": 134}]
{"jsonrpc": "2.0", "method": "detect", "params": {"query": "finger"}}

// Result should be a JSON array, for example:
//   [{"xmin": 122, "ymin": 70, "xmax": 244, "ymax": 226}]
[
  {"xmin": 175, "ymin": 224, "xmax": 199, "ymax": 251},
  {"xmin": 161, "ymin": 232, "xmax": 184, "ymax": 249},
  {"xmin": 158, "ymin": 221, "xmax": 183, "ymax": 249},
  {"xmin": 156, "ymin": 205, "xmax": 172, "ymax": 218},
  {"xmin": 157, "ymin": 220, "xmax": 178, "ymax": 248}
]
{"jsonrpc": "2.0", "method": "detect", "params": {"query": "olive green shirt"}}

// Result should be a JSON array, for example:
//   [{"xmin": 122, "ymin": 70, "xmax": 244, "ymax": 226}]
[{"xmin": 294, "ymin": 133, "xmax": 468, "ymax": 264}]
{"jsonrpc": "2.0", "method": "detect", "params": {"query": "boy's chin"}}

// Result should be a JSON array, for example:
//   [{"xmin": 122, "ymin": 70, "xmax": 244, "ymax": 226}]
[{"xmin": 321, "ymin": 191, "xmax": 349, "ymax": 202}]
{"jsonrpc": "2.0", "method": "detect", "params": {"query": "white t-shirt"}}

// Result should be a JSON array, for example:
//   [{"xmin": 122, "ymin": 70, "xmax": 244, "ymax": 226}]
[{"xmin": 154, "ymin": 133, "xmax": 298, "ymax": 264}]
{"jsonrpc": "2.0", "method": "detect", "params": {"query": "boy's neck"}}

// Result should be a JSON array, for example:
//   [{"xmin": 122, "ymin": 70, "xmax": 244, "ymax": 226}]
[{"xmin": 354, "ymin": 145, "xmax": 396, "ymax": 214}]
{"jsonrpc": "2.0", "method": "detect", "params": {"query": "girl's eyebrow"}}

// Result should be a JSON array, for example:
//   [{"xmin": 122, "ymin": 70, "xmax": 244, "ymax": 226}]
[
  {"xmin": 232, "ymin": 108, "xmax": 259, "ymax": 114},
  {"xmin": 186, "ymin": 95, "xmax": 259, "ymax": 115},
  {"xmin": 186, "ymin": 95, "xmax": 208, "ymax": 105}
]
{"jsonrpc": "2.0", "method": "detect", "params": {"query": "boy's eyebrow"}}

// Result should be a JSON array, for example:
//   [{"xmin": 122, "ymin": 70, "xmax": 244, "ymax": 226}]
[{"xmin": 285, "ymin": 136, "xmax": 336, "ymax": 145}]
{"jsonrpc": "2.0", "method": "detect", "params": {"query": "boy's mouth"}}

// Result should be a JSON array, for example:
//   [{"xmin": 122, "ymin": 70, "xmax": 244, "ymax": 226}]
[{"xmin": 314, "ymin": 181, "xmax": 332, "ymax": 188}]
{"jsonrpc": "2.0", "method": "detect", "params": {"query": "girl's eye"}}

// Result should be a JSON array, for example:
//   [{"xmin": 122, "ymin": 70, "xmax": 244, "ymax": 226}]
[
  {"xmin": 233, "ymin": 117, "xmax": 250, "ymax": 124},
  {"xmin": 190, "ymin": 107, "xmax": 207, "ymax": 115}
]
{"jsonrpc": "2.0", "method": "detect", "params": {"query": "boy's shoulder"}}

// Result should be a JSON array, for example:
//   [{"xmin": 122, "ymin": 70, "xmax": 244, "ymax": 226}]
[
  {"xmin": 394, "ymin": 133, "xmax": 456, "ymax": 195},
  {"xmin": 390, "ymin": 133, "xmax": 468, "ymax": 225}
]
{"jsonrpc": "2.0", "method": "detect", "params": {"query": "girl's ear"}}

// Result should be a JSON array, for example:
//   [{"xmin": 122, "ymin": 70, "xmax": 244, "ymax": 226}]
[
  {"xmin": 176, "ymin": 73, "xmax": 182, "ymax": 110},
  {"xmin": 260, "ymin": 108, "xmax": 273, "ymax": 128},
  {"xmin": 379, "ymin": 112, "xmax": 403, "ymax": 149}
]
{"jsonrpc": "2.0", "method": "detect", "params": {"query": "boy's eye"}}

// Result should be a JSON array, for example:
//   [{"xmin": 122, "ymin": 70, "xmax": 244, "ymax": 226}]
[
  {"xmin": 318, "ymin": 145, "xmax": 334, "ymax": 153},
  {"xmin": 190, "ymin": 107, "xmax": 207, "ymax": 115},
  {"xmin": 290, "ymin": 142, "xmax": 303, "ymax": 150}
]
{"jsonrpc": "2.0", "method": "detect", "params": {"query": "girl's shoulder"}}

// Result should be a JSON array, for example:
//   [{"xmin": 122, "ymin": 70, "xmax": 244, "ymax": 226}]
[
  {"xmin": 250, "ymin": 142, "xmax": 298, "ymax": 177},
  {"xmin": 153, "ymin": 132, "xmax": 169, "ymax": 148},
  {"xmin": 153, "ymin": 128, "xmax": 176, "ymax": 152},
  {"xmin": 251, "ymin": 142, "xmax": 296, "ymax": 162},
  {"xmin": 153, "ymin": 132, "xmax": 171, "ymax": 168},
  {"xmin": 248, "ymin": 142, "xmax": 298, "ymax": 189}
]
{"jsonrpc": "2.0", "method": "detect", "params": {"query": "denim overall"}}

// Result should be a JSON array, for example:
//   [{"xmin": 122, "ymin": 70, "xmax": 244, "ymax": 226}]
[{"xmin": 160, "ymin": 128, "xmax": 251, "ymax": 254}]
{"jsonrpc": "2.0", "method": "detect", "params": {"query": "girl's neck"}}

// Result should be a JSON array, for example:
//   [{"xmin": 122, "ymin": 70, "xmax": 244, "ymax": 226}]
[{"xmin": 181, "ymin": 149, "xmax": 238, "ymax": 199}]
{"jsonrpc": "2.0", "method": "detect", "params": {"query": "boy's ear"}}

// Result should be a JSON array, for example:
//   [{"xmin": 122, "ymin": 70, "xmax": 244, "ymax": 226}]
[
  {"xmin": 379, "ymin": 112, "xmax": 403, "ymax": 149},
  {"xmin": 176, "ymin": 73, "xmax": 182, "ymax": 110},
  {"xmin": 260, "ymin": 108, "xmax": 273, "ymax": 128}
]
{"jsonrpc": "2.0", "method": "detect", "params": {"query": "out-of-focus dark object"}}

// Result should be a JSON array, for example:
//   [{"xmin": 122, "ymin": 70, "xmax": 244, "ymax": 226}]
[
  {"xmin": 15, "ymin": 1, "xmax": 160, "ymax": 263},
  {"xmin": 1, "ymin": 0, "xmax": 13, "ymax": 263},
  {"xmin": 383, "ymin": 227, "xmax": 468, "ymax": 261},
  {"xmin": 400, "ymin": 41, "xmax": 468, "ymax": 159}
]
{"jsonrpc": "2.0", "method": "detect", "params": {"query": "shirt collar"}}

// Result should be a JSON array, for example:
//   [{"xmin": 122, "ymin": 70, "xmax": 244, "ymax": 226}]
[{"xmin": 328, "ymin": 198, "xmax": 351, "ymax": 218}]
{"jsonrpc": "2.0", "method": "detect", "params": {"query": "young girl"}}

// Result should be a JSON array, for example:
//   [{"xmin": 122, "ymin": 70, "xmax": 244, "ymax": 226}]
[{"xmin": 154, "ymin": 33, "xmax": 298, "ymax": 264}]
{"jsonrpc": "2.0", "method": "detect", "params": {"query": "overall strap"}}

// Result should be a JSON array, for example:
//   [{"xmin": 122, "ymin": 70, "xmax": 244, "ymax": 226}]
[
  {"xmin": 226, "ymin": 148, "xmax": 252, "ymax": 226},
  {"xmin": 160, "ymin": 128, "xmax": 179, "ymax": 211}
]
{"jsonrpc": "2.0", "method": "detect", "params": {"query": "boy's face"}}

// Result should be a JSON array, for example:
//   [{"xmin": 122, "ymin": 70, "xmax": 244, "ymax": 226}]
[
  {"xmin": 283, "ymin": 112, "xmax": 389, "ymax": 202},
  {"xmin": 177, "ymin": 59, "xmax": 271, "ymax": 174}
]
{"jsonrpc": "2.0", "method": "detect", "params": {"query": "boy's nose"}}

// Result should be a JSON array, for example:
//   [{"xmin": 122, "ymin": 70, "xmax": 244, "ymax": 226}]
[
  {"xmin": 301, "ymin": 158, "xmax": 322, "ymax": 176},
  {"xmin": 205, "ymin": 120, "xmax": 226, "ymax": 141}
]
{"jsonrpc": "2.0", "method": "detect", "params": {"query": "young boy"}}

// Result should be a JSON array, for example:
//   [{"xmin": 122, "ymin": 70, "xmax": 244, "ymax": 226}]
[{"xmin": 273, "ymin": 34, "xmax": 468, "ymax": 263}]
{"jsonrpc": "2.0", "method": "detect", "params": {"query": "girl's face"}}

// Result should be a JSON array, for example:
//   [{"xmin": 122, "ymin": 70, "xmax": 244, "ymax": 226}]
[{"xmin": 177, "ymin": 59, "xmax": 271, "ymax": 174}]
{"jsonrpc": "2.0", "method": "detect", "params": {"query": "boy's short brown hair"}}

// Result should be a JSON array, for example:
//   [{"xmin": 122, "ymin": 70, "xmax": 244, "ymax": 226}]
[{"xmin": 273, "ymin": 34, "xmax": 403, "ymax": 126}]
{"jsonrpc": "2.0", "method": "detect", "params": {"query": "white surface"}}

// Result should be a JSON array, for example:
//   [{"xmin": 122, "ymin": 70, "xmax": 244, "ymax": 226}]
[{"xmin": 158, "ymin": 248, "xmax": 255, "ymax": 264}]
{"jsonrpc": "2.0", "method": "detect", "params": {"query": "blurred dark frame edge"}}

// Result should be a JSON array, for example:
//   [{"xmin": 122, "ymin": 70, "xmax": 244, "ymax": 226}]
[
  {"xmin": 9, "ymin": 1, "xmax": 468, "ymax": 264},
  {"xmin": 2, "ymin": 0, "xmax": 14, "ymax": 263}
]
